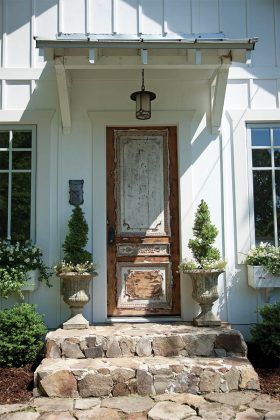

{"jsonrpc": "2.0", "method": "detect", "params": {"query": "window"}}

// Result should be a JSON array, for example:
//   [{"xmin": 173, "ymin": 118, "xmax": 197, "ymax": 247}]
[
  {"xmin": 248, "ymin": 125, "xmax": 280, "ymax": 246},
  {"xmin": 0, "ymin": 127, "xmax": 36, "ymax": 242}
]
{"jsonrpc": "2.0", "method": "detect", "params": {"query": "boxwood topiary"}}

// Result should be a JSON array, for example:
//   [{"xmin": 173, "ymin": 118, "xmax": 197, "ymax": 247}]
[
  {"xmin": 62, "ymin": 205, "xmax": 92, "ymax": 265},
  {"xmin": 179, "ymin": 199, "xmax": 226, "ymax": 271},
  {"xmin": 0, "ymin": 304, "xmax": 47, "ymax": 367}
]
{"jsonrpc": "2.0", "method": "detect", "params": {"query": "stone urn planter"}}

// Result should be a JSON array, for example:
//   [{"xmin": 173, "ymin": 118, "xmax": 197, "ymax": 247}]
[
  {"xmin": 185, "ymin": 269, "xmax": 224, "ymax": 327},
  {"xmin": 60, "ymin": 272, "xmax": 96, "ymax": 329}
]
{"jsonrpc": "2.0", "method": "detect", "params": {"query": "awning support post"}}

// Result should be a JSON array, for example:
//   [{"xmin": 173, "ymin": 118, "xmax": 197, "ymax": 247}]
[
  {"xmin": 210, "ymin": 57, "xmax": 230, "ymax": 135},
  {"xmin": 54, "ymin": 57, "xmax": 71, "ymax": 135}
]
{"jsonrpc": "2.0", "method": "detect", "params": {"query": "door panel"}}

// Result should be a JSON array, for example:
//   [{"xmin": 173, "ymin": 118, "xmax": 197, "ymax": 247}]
[
  {"xmin": 117, "ymin": 133, "xmax": 169, "ymax": 236},
  {"xmin": 107, "ymin": 127, "xmax": 180, "ymax": 316}
]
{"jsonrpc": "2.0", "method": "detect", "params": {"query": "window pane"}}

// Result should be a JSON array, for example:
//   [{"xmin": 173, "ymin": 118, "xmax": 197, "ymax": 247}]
[
  {"xmin": 274, "ymin": 149, "xmax": 280, "ymax": 167},
  {"xmin": 251, "ymin": 128, "xmax": 270, "ymax": 147},
  {"xmin": 0, "ymin": 152, "xmax": 9, "ymax": 169},
  {"xmin": 12, "ymin": 131, "xmax": 32, "ymax": 148},
  {"xmin": 273, "ymin": 128, "xmax": 280, "ymax": 146},
  {"xmin": 253, "ymin": 170, "xmax": 274, "ymax": 243},
  {"xmin": 252, "ymin": 149, "xmax": 271, "ymax": 167},
  {"xmin": 12, "ymin": 151, "xmax": 31, "ymax": 170},
  {"xmin": 0, "ymin": 132, "xmax": 9, "ymax": 148},
  {"xmin": 11, "ymin": 173, "xmax": 31, "ymax": 242},
  {"xmin": 276, "ymin": 171, "xmax": 280, "ymax": 244},
  {"xmin": 0, "ymin": 174, "xmax": 8, "ymax": 239}
]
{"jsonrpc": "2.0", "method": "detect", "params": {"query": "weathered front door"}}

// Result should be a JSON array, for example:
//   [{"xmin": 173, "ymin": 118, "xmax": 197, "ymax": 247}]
[{"xmin": 107, "ymin": 127, "xmax": 180, "ymax": 316}]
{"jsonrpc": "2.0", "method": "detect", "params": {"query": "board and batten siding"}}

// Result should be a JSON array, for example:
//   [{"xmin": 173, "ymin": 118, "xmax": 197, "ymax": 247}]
[{"xmin": 0, "ymin": 0, "xmax": 279, "ymax": 333}]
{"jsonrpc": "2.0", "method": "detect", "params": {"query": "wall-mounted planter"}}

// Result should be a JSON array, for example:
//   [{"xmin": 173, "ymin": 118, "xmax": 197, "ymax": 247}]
[
  {"xmin": 21, "ymin": 269, "xmax": 39, "ymax": 292},
  {"xmin": 247, "ymin": 266, "xmax": 280, "ymax": 288}
]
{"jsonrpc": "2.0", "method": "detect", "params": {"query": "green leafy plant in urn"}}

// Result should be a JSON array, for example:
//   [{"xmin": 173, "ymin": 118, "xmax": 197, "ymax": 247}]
[
  {"xmin": 179, "ymin": 200, "xmax": 226, "ymax": 326},
  {"xmin": 55, "ymin": 206, "xmax": 97, "ymax": 329}
]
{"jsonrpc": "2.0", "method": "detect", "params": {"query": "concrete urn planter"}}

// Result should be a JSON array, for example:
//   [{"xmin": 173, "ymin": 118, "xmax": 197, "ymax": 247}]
[
  {"xmin": 59, "ymin": 272, "xmax": 96, "ymax": 329},
  {"xmin": 185, "ymin": 270, "xmax": 224, "ymax": 327}
]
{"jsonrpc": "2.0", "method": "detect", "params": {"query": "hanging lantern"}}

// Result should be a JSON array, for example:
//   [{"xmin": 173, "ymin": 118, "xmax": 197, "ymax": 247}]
[{"xmin": 130, "ymin": 69, "xmax": 156, "ymax": 120}]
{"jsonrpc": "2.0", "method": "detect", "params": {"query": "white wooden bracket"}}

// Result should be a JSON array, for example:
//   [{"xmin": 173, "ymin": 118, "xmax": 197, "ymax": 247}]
[
  {"xmin": 54, "ymin": 57, "xmax": 71, "ymax": 135},
  {"xmin": 195, "ymin": 50, "xmax": 202, "ymax": 65},
  {"xmin": 89, "ymin": 48, "xmax": 99, "ymax": 64},
  {"xmin": 210, "ymin": 57, "xmax": 230, "ymax": 135},
  {"xmin": 141, "ymin": 49, "xmax": 148, "ymax": 65}
]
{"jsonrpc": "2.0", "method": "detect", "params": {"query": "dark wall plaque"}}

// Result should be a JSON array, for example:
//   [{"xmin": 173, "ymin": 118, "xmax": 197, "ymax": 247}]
[{"xmin": 69, "ymin": 180, "xmax": 84, "ymax": 206}]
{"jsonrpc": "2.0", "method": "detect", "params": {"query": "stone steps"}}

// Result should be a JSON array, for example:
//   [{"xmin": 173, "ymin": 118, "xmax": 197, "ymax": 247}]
[
  {"xmin": 34, "ymin": 355, "xmax": 260, "ymax": 398},
  {"xmin": 45, "ymin": 323, "xmax": 246, "ymax": 359},
  {"xmin": 36, "ymin": 323, "xmax": 260, "ymax": 399}
]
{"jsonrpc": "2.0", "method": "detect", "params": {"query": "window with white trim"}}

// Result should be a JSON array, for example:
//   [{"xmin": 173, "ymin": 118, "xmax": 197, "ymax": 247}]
[
  {"xmin": 0, "ymin": 126, "xmax": 36, "ymax": 242},
  {"xmin": 248, "ymin": 125, "xmax": 280, "ymax": 246}
]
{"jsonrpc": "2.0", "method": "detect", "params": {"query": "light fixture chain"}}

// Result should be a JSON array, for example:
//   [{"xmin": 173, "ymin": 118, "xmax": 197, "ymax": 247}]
[{"xmin": 141, "ymin": 69, "xmax": 145, "ymax": 91}]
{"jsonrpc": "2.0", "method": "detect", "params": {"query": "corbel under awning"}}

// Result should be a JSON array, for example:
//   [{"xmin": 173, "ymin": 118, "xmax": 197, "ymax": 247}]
[{"xmin": 35, "ymin": 34, "xmax": 257, "ymax": 135}]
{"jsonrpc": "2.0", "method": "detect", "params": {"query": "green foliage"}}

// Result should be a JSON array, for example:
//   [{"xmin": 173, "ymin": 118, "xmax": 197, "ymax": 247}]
[
  {"xmin": 179, "ymin": 200, "xmax": 226, "ymax": 271},
  {"xmin": 0, "ymin": 268, "xmax": 26, "ymax": 299},
  {"xmin": 0, "ymin": 240, "xmax": 52, "ymax": 299},
  {"xmin": 62, "ymin": 206, "xmax": 92, "ymax": 265},
  {"xmin": 56, "ymin": 206, "xmax": 97, "ymax": 274},
  {"xmin": 250, "ymin": 301, "xmax": 280, "ymax": 359},
  {"xmin": 188, "ymin": 200, "xmax": 221, "ymax": 264},
  {"xmin": 245, "ymin": 243, "xmax": 280, "ymax": 276},
  {"xmin": 0, "ymin": 304, "xmax": 47, "ymax": 367}
]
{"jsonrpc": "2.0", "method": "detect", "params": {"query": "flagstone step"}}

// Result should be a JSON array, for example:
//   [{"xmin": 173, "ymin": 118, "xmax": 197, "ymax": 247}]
[
  {"xmin": 4, "ymin": 392, "xmax": 280, "ymax": 420},
  {"xmin": 34, "ymin": 355, "xmax": 260, "ymax": 398},
  {"xmin": 45, "ymin": 323, "xmax": 246, "ymax": 360}
]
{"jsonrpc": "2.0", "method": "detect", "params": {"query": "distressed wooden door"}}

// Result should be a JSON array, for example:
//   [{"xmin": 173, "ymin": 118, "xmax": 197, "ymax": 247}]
[{"xmin": 107, "ymin": 127, "xmax": 180, "ymax": 316}]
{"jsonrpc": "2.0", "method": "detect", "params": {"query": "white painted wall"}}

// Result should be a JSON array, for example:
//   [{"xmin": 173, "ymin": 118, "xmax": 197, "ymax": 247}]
[{"xmin": 0, "ymin": 0, "xmax": 279, "ymax": 335}]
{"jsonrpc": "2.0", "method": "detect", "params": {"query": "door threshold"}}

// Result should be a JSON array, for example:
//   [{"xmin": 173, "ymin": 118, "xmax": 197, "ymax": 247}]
[{"xmin": 106, "ymin": 316, "xmax": 182, "ymax": 323}]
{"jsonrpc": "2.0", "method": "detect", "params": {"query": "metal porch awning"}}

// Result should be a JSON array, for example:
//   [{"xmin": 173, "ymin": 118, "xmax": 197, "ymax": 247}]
[{"xmin": 35, "ymin": 33, "xmax": 257, "ymax": 134}]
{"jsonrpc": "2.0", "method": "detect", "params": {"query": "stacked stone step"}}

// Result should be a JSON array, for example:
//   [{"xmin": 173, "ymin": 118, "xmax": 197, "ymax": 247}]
[{"xmin": 34, "ymin": 323, "xmax": 260, "ymax": 398}]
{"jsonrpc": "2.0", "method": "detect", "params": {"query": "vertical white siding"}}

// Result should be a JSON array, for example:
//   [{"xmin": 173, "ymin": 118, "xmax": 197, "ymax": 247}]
[
  {"xmin": 35, "ymin": 0, "xmax": 58, "ymax": 38},
  {"xmin": 142, "ymin": 0, "xmax": 163, "ymax": 34},
  {"xmin": 251, "ymin": 79, "xmax": 278, "ymax": 109},
  {"xmin": 89, "ymin": 0, "xmax": 113, "ymax": 34},
  {"xmin": 118, "ymin": 0, "xmax": 138, "ymax": 34},
  {"xmin": 275, "ymin": 0, "xmax": 280, "ymax": 68},
  {"xmin": 164, "ymin": 0, "xmax": 191, "ymax": 34},
  {"xmin": 6, "ymin": 0, "xmax": 31, "ymax": 68},
  {"xmin": 0, "ymin": 0, "xmax": 3, "ymax": 67},
  {"xmin": 5, "ymin": 81, "xmax": 31, "ymax": 109},
  {"xmin": 0, "ymin": 0, "xmax": 279, "ymax": 70},
  {"xmin": 0, "ymin": 0, "xmax": 279, "ymax": 329},
  {"xmin": 192, "ymin": 0, "xmax": 219, "ymax": 34},
  {"xmin": 225, "ymin": 81, "xmax": 249, "ymax": 110},
  {"xmin": 34, "ymin": 0, "xmax": 58, "ymax": 67},
  {"xmin": 61, "ymin": 0, "xmax": 86, "ymax": 33},
  {"xmin": 219, "ymin": 0, "xmax": 246, "ymax": 38},
  {"xmin": 247, "ymin": 0, "xmax": 276, "ymax": 66}
]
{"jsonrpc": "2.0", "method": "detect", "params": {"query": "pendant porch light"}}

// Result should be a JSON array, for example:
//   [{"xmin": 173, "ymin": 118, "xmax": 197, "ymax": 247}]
[{"xmin": 130, "ymin": 69, "xmax": 156, "ymax": 120}]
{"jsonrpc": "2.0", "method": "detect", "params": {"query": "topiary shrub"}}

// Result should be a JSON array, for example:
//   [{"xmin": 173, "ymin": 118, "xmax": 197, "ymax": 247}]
[
  {"xmin": 188, "ymin": 199, "xmax": 221, "ymax": 264},
  {"xmin": 62, "ymin": 205, "xmax": 92, "ymax": 265},
  {"xmin": 0, "ymin": 304, "xmax": 47, "ymax": 367},
  {"xmin": 250, "ymin": 301, "xmax": 280, "ymax": 361},
  {"xmin": 179, "ymin": 200, "xmax": 226, "ymax": 271}
]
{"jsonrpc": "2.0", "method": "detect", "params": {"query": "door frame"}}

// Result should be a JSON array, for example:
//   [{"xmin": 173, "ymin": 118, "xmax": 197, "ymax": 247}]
[{"xmin": 106, "ymin": 126, "xmax": 181, "ymax": 316}]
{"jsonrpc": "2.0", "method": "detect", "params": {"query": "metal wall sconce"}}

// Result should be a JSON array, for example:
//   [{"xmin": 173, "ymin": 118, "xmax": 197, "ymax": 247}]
[
  {"xmin": 130, "ymin": 69, "xmax": 156, "ymax": 120},
  {"xmin": 69, "ymin": 180, "xmax": 84, "ymax": 206}
]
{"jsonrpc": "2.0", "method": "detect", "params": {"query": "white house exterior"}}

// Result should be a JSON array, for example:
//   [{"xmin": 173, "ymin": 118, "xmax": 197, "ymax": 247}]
[{"xmin": 0, "ymin": 0, "xmax": 279, "ymax": 337}]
